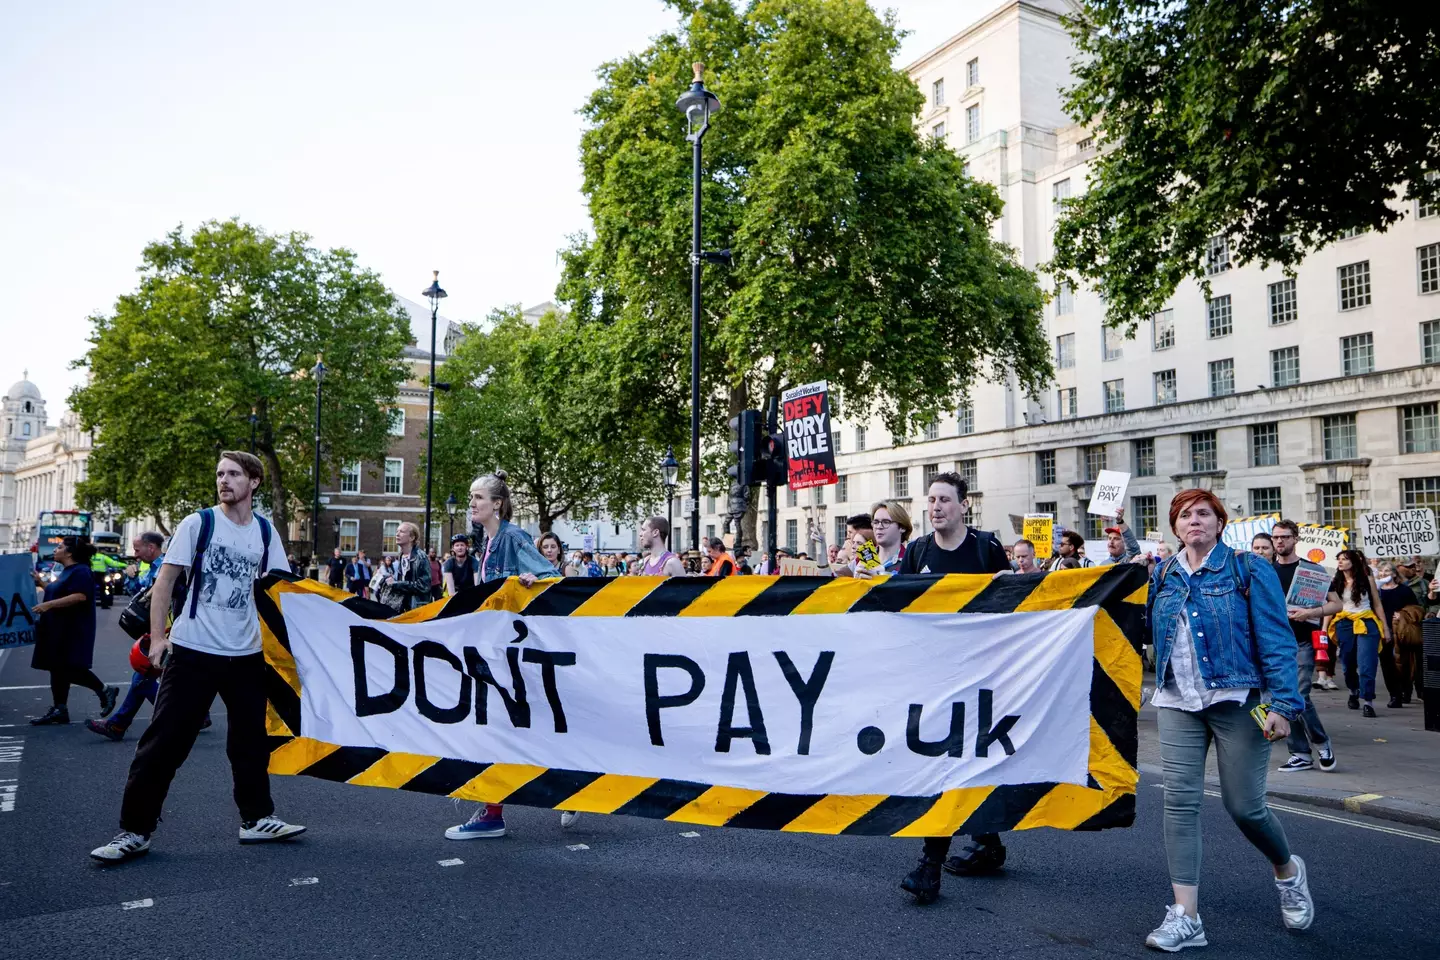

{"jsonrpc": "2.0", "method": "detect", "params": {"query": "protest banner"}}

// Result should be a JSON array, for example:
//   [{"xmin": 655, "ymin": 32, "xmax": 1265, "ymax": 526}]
[
  {"xmin": 780, "ymin": 380, "xmax": 837, "ymax": 491},
  {"xmin": 0, "ymin": 554, "xmax": 38, "ymax": 652},
  {"xmin": 1086, "ymin": 470, "xmax": 1130, "ymax": 519},
  {"xmin": 259, "ymin": 566, "xmax": 1146, "ymax": 838},
  {"xmin": 777, "ymin": 557, "xmax": 820, "ymax": 576},
  {"xmin": 1220, "ymin": 514, "xmax": 1278, "ymax": 550},
  {"xmin": 1284, "ymin": 565, "xmax": 1332, "ymax": 610},
  {"xmin": 1022, "ymin": 515, "xmax": 1053, "ymax": 560},
  {"xmin": 1295, "ymin": 523, "xmax": 1347, "ymax": 568},
  {"xmin": 1360, "ymin": 509, "xmax": 1438, "ymax": 558}
]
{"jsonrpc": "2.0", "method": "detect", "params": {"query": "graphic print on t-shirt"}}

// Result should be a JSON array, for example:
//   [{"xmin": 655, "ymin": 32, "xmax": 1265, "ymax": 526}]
[{"xmin": 199, "ymin": 543, "xmax": 261, "ymax": 612}]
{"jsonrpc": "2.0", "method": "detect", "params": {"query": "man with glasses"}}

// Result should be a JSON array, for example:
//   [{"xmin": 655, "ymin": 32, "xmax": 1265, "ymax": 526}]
[{"xmin": 1271, "ymin": 520, "xmax": 1342, "ymax": 773}]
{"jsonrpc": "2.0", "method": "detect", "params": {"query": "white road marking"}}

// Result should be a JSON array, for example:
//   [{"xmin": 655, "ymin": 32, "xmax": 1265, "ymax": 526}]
[
  {"xmin": 679, "ymin": 831, "xmax": 701, "ymax": 838},
  {"xmin": 121, "ymin": 899, "xmax": 154, "ymax": 910},
  {"xmin": 290, "ymin": 877, "xmax": 319, "ymax": 886},
  {"xmin": 0, "ymin": 682, "xmax": 132, "ymax": 691},
  {"xmin": 566, "ymin": 843, "xmax": 589, "ymax": 851},
  {"xmin": 0, "ymin": 736, "xmax": 22, "ymax": 813},
  {"xmin": 1158, "ymin": 784, "xmax": 1440, "ymax": 843},
  {"xmin": 437, "ymin": 858, "xmax": 464, "ymax": 867}
]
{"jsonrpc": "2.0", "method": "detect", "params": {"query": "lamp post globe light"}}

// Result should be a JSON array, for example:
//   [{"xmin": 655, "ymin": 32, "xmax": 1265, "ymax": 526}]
[
  {"xmin": 311, "ymin": 354, "xmax": 326, "ymax": 566},
  {"xmin": 249, "ymin": 405, "xmax": 258, "ymax": 453},
  {"xmin": 660, "ymin": 446, "xmax": 679, "ymax": 542},
  {"xmin": 422, "ymin": 270, "xmax": 448, "ymax": 554},
  {"xmin": 446, "ymin": 492, "xmax": 459, "ymax": 543},
  {"xmin": 675, "ymin": 62, "xmax": 721, "ymax": 554}
]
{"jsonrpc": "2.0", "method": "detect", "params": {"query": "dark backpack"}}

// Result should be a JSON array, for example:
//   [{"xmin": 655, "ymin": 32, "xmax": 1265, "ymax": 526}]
[{"xmin": 186, "ymin": 507, "xmax": 272, "ymax": 619}]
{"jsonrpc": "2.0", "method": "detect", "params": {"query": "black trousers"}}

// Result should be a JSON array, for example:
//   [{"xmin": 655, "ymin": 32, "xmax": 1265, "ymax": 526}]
[
  {"xmin": 119, "ymin": 645, "xmax": 273, "ymax": 835},
  {"xmin": 49, "ymin": 667, "xmax": 104, "ymax": 706},
  {"xmin": 923, "ymin": 832, "xmax": 1001, "ymax": 861}
]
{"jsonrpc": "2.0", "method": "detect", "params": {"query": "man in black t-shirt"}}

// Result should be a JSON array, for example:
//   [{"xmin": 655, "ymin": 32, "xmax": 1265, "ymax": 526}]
[
  {"xmin": 896, "ymin": 471, "xmax": 1010, "ymax": 904},
  {"xmin": 441, "ymin": 535, "xmax": 479, "ymax": 596}
]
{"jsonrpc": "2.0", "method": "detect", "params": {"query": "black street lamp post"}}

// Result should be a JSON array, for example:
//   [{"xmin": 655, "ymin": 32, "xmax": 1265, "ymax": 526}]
[
  {"xmin": 675, "ymin": 62, "xmax": 723, "ymax": 555},
  {"xmin": 660, "ymin": 446, "xmax": 679, "ymax": 543},
  {"xmin": 446, "ymin": 493, "xmax": 458, "ymax": 544},
  {"xmin": 311, "ymin": 354, "xmax": 326, "ymax": 566},
  {"xmin": 422, "ymin": 271, "xmax": 448, "ymax": 554}
]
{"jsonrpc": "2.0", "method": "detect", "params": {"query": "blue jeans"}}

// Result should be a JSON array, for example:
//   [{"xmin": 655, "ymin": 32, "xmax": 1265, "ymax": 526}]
[
  {"xmin": 1335, "ymin": 619, "xmax": 1379, "ymax": 702},
  {"xmin": 1157, "ymin": 694, "xmax": 1292, "ymax": 887},
  {"xmin": 111, "ymin": 672, "xmax": 158, "ymax": 729},
  {"xmin": 1286, "ymin": 643, "xmax": 1330, "ymax": 757}
]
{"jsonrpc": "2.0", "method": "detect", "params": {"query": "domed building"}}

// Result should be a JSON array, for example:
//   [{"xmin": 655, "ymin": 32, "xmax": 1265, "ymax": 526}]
[{"xmin": 1, "ymin": 372, "xmax": 53, "ymax": 551}]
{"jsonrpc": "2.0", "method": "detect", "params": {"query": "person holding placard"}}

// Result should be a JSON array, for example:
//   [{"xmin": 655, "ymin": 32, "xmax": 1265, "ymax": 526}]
[
  {"xmin": 1270, "ymin": 520, "xmax": 1341, "ymax": 773},
  {"xmin": 1099, "ymin": 507, "xmax": 1140, "ymax": 565}
]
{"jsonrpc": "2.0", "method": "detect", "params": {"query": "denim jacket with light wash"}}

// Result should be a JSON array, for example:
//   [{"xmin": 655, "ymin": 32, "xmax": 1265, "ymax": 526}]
[
  {"xmin": 471, "ymin": 520, "xmax": 560, "ymax": 583},
  {"xmin": 1145, "ymin": 543, "xmax": 1303, "ymax": 720}
]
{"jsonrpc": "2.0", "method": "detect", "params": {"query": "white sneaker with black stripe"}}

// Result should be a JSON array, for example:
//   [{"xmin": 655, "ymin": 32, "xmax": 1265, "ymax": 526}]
[
  {"xmin": 90, "ymin": 831, "xmax": 151, "ymax": 863},
  {"xmin": 239, "ymin": 815, "xmax": 306, "ymax": 844}
]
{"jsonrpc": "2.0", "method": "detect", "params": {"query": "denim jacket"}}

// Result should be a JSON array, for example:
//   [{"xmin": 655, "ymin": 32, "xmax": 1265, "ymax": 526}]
[
  {"xmin": 1146, "ymin": 543, "xmax": 1303, "ymax": 720},
  {"xmin": 471, "ymin": 520, "xmax": 560, "ymax": 583}
]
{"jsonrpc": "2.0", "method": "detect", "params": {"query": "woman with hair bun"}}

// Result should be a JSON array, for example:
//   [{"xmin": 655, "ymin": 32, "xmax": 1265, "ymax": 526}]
[
  {"xmin": 29, "ymin": 536, "xmax": 120, "ymax": 725},
  {"xmin": 444, "ymin": 469, "xmax": 563, "ymax": 841}
]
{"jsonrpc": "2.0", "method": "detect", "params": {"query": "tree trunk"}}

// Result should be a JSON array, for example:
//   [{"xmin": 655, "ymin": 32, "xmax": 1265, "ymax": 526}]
[{"xmin": 259, "ymin": 443, "xmax": 291, "ymax": 557}]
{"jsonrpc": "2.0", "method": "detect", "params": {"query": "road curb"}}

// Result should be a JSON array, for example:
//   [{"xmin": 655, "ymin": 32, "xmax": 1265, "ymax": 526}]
[{"xmin": 1138, "ymin": 764, "xmax": 1440, "ymax": 832}]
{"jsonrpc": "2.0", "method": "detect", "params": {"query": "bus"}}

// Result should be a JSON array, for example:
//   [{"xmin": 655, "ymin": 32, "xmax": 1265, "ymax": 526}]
[{"xmin": 34, "ymin": 509, "xmax": 92, "ymax": 571}]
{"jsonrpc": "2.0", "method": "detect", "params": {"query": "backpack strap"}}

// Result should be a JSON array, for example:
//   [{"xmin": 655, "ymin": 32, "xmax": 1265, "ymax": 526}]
[
  {"xmin": 257, "ymin": 514, "xmax": 272, "ymax": 573},
  {"xmin": 186, "ymin": 508, "xmax": 215, "ymax": 619},
  {"xmin": 975, "ymin": 531, "xmax": 993, "ymax": 571},
  {"xmin": 1228, "ymin": 547, "xmax": 1251, "ymax": 598}
]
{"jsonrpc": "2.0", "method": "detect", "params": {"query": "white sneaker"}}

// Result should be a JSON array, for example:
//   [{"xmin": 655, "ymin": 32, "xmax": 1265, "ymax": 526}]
[
  {"xmin": 1275, "ymin": 855, "xmax": 1315, "ymax": 930},
  {"xmin": 560, "ymin": 811, "xmax": 582, "ymax": 830},
  {"xmin": 90, "ymin": 831, "xmax": 150, "ymax": 863},
  {"xmin": 239, "ymin": 815, "xmax": 307, "ymax": 844},
  {"xmin": 1145, "ymin": 904, "xmax": 1206, "ymax": 952}
]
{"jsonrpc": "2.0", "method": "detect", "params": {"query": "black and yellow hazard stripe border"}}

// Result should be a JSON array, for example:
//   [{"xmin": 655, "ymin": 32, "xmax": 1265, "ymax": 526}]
[{"xmin": 257, "ymin": 564, "xmax": 1146, "ymax": 837}]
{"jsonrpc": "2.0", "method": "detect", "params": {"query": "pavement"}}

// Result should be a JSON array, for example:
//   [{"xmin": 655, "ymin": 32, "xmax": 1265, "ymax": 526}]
[{"xmin": 2, "ymin": 610, "xmax": 1439, "ymax": 959}]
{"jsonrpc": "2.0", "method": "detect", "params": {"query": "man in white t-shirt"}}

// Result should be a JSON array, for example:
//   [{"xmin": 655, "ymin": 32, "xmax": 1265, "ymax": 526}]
[{"xmin": 91, "ymin": 452, "xmax": 304, "ymax": 863}]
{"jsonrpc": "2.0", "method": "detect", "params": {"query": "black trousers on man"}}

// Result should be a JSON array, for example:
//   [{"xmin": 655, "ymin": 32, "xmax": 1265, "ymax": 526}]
[{"xmin": 119, "ymin": 645, "xmax": 273, "ymax": 836}]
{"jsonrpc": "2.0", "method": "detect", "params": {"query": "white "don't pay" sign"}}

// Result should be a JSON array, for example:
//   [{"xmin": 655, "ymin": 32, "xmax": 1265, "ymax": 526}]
[{"xmin": 1086, "ymin": 470, "xmax": 1131, "ymax": 519}]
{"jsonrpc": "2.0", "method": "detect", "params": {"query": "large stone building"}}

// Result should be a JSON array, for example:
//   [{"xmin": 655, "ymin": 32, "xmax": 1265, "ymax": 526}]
[{"xmin": 703, "ymin": 0, "xmax": 1440, "ymax": 555}]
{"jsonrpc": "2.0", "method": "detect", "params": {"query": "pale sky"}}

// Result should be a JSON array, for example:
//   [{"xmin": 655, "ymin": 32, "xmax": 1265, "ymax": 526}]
[{"xmin": 1, "ymin": 0, "xmax": 997, "ymax": 414}]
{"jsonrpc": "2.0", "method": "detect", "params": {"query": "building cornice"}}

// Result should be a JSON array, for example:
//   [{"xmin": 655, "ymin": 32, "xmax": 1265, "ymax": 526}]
[{"xmin": 905, "ymin": 1, "xmax": 1067, "ymax": 75}]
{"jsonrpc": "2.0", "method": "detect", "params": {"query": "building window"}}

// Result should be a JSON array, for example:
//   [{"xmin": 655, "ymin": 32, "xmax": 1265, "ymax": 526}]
[
  {"xmin": 785, "ymin": 519, "xmax": 798, "ymax": 553},
  {"xmin": 1319, "ymin": 482, "xmax": 1356, "ymax": 528},
  {"xmin": 1271, "ymin": 346, "xmax": 1300, "ymax": 388},
  {"xmin": 1103, "ymin": 378, "xmax": 1125, "ymax": 413},
  {"xmin": 958, "ymin": 459, "xmax": 978, "ymax": 491},
  {"xmin": 1055, "ymin": 282, "xmax": 1074, "ymax": 317},
  {"xmin": 966, "ymin": 58, "xmax": 979, "ymax": 87},
  {"xmin": 1152, "ymin": 309, "xmax": 1175, "ymax": 350},
  {"xmin": 833, "ymin": 516, "xmax": 847, "ymax": 545},
  {"xmin": 1401, "ymin": 402, "xmax": 1440, "ymax": 454},
  {"xmin": 1036, "ymin": 450, "xmax": 1056, "ymax": 485},
  {"xmin": 1077, "ymin": 136, "xmax": 1094, "ymax": 152},
  {"xmin": 1083, "ymin": 444, "xmax": 1107, "ymax": 481},
  {"xmin": 1424, "ymin": 320, "xmax": 1440, "ymax": 365},
  {"xmin": 1102, "ymin": 326, "xmax": 1124, "ymax": 361},
  {"xmin": 1419, "ymin": 243, "xmax": 1440, "ymax": 295},
  {"xmin": 1206, "ymin": 295, "xmax": 1232, "ymax": 338},
  {"xmin": 891, "ymin": 467, "xmax": 909, "ymax": 498},
  {"xmin": 836, "ymin": 475, "xmax": 848, "ymax": 502},
  {"xmin": 1250, "ymin": 422, "xmax": 1279, "ymax": 466},
  {"xmin": 855, "ymin": 426, "xmax": 866, "ymax": 452},
  {"xmin": 1190, "ymin": 431, "xmax": 1217, "ymax": 472},
  {"xmin": 1338, "ymin": 261, "xmax": 1371, "ymax": 310},
  {"xmin": 1340, "ymin": 332, "xmax": 1374, "ymax": 376},
  {"xmin": 340, "ymin": 462, "xmax": 361, "ymax": 494},
  {"xmin": 831, "ymin": 430, "xmax": 840, "ymax": 454},
  {"xmin": 382, "ymin": 520, "xmax": 400, "ymax": 554},
  {"xmin": 703, "ymin": 524, "xmax": 715, "ymax": 543},
  {"xmin": 1267, "ymin": 279, "xmax": 1297, "ymax": 326},
  {"xmin": 1133, "ymin": 437, "xmax": 1155, "ymax": 477},
  {"xmin": 932, "ymin": 77, "xmax": 945, "ymax": 106},
  {"xmin": 1056, "ymin": 332, "xmax": 1075, "ymax": 368},
  {"xmin": 339, "ymin": 519, "xmax": 359, "ymax": 555},
  {"xmin": 388, "ymin": 408, "xmax": 406, "ymax": 437},
  {"xmin": 1154, "ymin": 369, "xmax": 1177, "ymax": 405},
  {"xmin": 1057, "ymin": 387, "xmax": 1077, "ymax": 419},
  {"xmin": 922, "ymin": 419, "xmax": 939, "ymax": 441},
  {"xmin": 1052, "ymin": 179, "xmax": 1071, "ymax": 215},
  {"xmin": 1131, "ymin": 495, "xmax": 1158, "ymax": 538},
  {"xmin": 1205, "ymin": 235, "xmax": 1230, "ymax": 274},
  {"xmin": 706, "ymin": 495, "xmax": 717, "ymax": 514},
  {"xmin": 1208, "ymin": 358, "xmax": 1235, "ymax": 397},
  {"xmin": 922, "ymin": 462, "xmax": 940, "ymax": 492},
  {"xmin": 787, "ymin": 485, "xmax": 798, "ymax": 508},
  {"xmin": 1339, "ymin": 226, "xmax": 1364, "ymax": 240},
  {"xmin": 1250, "ymin": 487, "xmax": 1282, "ymax": 515},
  {"xmin": 1323, "ymin": 413, "xmax": 1357, "ymax": 460},
  {"xmin": 966, "ymin": 498, "xmax": 982, "ymax": 529},
  {"xmin": 812, "ymin": 486, "xmax": 824, "ymax": 506},
  {"xmin": 1084, "ymin": 513, "xmax": 1106, "ymax": 540},
  {"xmin": 383, "ymin": 458, "xmax": 404, "ymax": 495},
  {"xmin": 931, "ymin": 121, "xmax": 946, "ymax": 139},
  {"xmin": 22, "ymin": 422, "xmax": 30, "ymax": 436},
  {"xmin": 965, "ymin": 104, "xmax": 980, "ymax": 143},
  {"xmin": 956, "ymin": 404, "xmax": 974, "ymax": 435},
  {"xmin": 1402, "ymin": 477, "xmax": 1440, "ymax": 511}
]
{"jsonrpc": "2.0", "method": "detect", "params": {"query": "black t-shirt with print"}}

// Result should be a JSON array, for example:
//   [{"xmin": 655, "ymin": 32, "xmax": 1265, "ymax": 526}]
[{"xmin": 897, "ymin": 529, "xmax": 1010, "ymax": 576}]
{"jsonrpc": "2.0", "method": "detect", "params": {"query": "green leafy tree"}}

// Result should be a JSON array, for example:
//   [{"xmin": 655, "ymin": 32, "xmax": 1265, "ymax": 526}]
[
  {"xmin": 430, "ymin": 306, "xmax": 664, "ymax": 535},
  {"xmin": 1052, "ymin": 1, "xmax": 1440, "ymax": 331},
  {"xmin": 558, "ymin": 0, "xmax": 1050, "ymax": 544},
  {"xmin": 71, "ymin": 219, "xmax": 412, "ymax": 553}
]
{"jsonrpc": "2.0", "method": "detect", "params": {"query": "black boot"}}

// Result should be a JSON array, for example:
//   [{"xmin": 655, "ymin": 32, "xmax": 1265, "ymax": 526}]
[
  {"xmin": 1387, "ymin": 696, "xmax": 1403, "ymax": 709},
  {"xmin": 943, "ymin": 835, "xmax": 1007, "ymax": 876},
  {"xmin": 900, "ymin": 854, "xmax": 943, "ymax": 904},
  {"xmin": 29, "ymin": 705, "xmax": 70, "ymax": 725},
  {"xmin": 99, "ymin": 685, "xmax": 120, "ymax": 718}
]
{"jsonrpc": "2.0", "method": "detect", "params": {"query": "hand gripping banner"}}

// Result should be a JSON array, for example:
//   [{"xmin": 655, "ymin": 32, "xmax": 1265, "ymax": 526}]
[{"xmin": 258, "ymin": 565, "xmax": 1146, "ymax": 837}]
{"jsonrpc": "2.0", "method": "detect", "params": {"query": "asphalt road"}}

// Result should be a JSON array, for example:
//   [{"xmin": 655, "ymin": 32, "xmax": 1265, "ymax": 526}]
[{"xmin": 2, "ymin": 609, "xmax": 1437, "ymax": 960}]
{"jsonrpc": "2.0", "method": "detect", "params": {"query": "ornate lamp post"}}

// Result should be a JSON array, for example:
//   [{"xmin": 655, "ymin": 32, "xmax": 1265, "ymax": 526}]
[
  {"xmin": 660, "ymin": 446, "xmax": 679, "ymax": 543},
  {"xmin": 446, "ymin": 493, "xmax": 459, "ymax": 543},
  {"xmin": 421, "ymin": 270, "xmax": 448, "ymax": 554}
]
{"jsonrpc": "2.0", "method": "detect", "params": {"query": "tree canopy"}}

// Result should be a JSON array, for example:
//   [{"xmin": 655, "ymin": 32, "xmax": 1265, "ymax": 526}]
[
  {"xmin": 70, "ymin": 219, "xmax": 412, "ymax": 550},
  {"xmin": 558, "ymin": 0, "xmax": 1050, "ymax": 466},
  {"xmin": 1053, "ymin": 0, "xmax": 1440, "ymax": 331}
]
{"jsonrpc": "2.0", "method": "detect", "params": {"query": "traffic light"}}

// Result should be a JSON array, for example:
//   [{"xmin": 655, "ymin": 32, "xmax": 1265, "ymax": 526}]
[
  {"xmin": 761, "ymin": 399, "xmax": 788, "ymax": 487},
  {"xmin": 728, "ymin": 409, "xmax": 763, "ymax": 488}
]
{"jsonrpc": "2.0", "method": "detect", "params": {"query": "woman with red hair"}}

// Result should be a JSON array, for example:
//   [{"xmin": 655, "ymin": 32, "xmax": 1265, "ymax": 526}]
[{"xmin": 1142, "ymin": 488, "xmax": 1313, "ymax": 950}]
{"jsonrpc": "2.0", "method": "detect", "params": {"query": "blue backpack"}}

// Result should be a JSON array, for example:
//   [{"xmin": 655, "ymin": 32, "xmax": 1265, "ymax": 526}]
[{"xmin": 186, "ymin": 507, "xmax": 272, "ymax": 619}]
